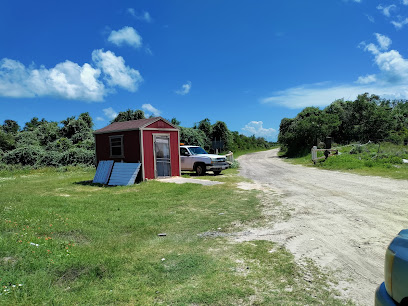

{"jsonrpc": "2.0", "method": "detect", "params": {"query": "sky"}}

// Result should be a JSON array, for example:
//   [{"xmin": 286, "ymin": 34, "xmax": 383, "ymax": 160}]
[{"xmin": 1, "ymin": 0, "xmax": 408, "ymax": 141}]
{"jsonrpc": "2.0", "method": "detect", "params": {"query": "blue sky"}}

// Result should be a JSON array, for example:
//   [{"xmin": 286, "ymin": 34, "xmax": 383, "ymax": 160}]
[{"xmin": 1, "ymin": 0, "xmax": 408, "ymax": 141}]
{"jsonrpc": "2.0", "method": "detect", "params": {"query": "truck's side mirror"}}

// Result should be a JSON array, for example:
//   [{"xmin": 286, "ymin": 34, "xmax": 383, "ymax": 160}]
[{"xmin": 183, "ymin": 151, "xmax": 190, "ymax": 156}]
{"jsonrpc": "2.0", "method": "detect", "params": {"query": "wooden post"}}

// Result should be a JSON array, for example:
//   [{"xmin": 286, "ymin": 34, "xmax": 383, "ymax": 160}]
[{"xmin": 311, "ymin": 146, "xmax": 317, "ymax": 162}]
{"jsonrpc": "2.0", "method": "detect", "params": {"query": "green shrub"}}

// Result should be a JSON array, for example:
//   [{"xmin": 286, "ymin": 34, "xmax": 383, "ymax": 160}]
[
  {"xmin": 3, "ymin": 145, "xmax": 45, "ymax": 166},
  {"xmin": 38, "ymin": 151, "xmax": 63, "ymax": 167},
  {"xmin": 61, "ymin": 148, "xmax": 94, "ymax": 166},
  {"xmin": 229, "ymin": 160, "xmax": 240, "ymax": 169},
  {"xmin": 349, "ymin": 145, "xmax": 366, "ymax": 154}
]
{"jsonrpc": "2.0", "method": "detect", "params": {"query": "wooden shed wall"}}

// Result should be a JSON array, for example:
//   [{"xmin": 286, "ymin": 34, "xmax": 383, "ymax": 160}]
[
  {"xmin": 142, "ymin": 130, "xmax": 180, "ymax": 179},
  {"xmin": 95, "ymin": 131, "xmax": 141, "ymax": 164}
]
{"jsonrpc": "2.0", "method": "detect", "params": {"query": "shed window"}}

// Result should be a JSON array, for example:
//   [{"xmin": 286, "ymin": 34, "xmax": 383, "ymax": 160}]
[{"xmin": 109, "ymin": 136, "xmax": 124, "ymax": 157}]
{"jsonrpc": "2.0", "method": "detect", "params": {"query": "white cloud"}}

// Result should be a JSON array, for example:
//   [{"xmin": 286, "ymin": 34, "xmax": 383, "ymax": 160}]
[
  {"xmin": 377, "ymin": 4, "xmax": 397, "ymax": 17},
  {"xmin": 103, "ymin": 107, "xmax": 118, "ymax": 120},
  {"xmin": 175, "ymin": 81, "xmax": 192, "ymax": 95},
  {"xmin": 391, "ymin": 18, "xmax": 408, "ymax": 29},
  {"xmin": 92, "ymin": 49, "xmax": 143, "ymax": 92},
  {"xmin": 403, "ymin": 0, "xmax": 408, "ymax": 5},
  {"xmin": 356, "ymin": 74, "xmax": 377, "ymax": 84},
  {"xmin": 375, "ymin": 33, "xmax": 392, "ymax": 50},
  {"xmin": 96, "ymin": 116, "xmax": 105, "ymax": 121},
  {"xmin": 366, "ymin": 14, "xmax": 375, "ymax": 23},
  {"xmin": 142, "ymin": 103, "xmax": 161, "ymax": 116},
  {"xmin": 242, "ymin": 121, "xmax": 276, "ymax": 139},
  {"xmin": 0, "ymin": 49, "xmax": 143, "ymax": 101},
  {"xmin": 262, "ymin": 33, "xmax": 408, "ymax": 109},
  {"xmin": 0, "ymin": 58, "xmax": 105, "ymax": 101},
  {"xmin": 261, "ymin": 83, "xmax": 408, "ymax": 109},
  {"xmin": 363, "ymin": 35, "xmax": 408, "ymax": 84},
  {"xmin": 127, "ymin": 9, "xmax": 152, "ymax": 22},
  {"xmin": 108, "ymin": 26, "xmax": 142, "ymax": 49}
]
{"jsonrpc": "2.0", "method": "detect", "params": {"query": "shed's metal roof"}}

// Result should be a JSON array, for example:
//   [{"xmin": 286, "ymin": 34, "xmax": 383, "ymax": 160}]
[{"xmin": 93, "ymin": 117, "xmax": 178, "ymax": 134}]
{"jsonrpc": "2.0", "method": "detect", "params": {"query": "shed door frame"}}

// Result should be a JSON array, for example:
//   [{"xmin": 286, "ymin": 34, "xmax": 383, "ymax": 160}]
[{"xmin": 153, "ymin": 133, "xmax": 172, "ymax": 178}]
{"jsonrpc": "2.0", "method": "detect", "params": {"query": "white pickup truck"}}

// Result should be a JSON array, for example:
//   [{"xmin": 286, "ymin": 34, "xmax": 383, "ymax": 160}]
[{"xmin": 180, "ymin": 145, "xmax": 229, "ymax": 175}]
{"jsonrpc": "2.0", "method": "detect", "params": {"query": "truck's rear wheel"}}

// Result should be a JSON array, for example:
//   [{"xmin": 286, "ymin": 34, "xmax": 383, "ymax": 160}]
[{"xmin": 195, "ymin": 163, "xmax": 206, "ymax": 176}]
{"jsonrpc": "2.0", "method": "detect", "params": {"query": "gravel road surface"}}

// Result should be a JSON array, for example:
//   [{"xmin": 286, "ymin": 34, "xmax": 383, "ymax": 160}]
[{"xmin": 236, "ymin": 149, "xmax": 408, "ymax": 305}]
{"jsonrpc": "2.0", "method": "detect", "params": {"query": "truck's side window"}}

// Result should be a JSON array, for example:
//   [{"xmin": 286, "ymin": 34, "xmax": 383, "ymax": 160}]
[{"xmin": 180, "ymin": 147, "xmax": 189, "ymax": 156}]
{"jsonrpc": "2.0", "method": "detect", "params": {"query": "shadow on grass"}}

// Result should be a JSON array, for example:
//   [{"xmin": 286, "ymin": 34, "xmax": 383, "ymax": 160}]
[{"xmin": 74, "ymin": 180, "xmax": 114, "ymax": 188}]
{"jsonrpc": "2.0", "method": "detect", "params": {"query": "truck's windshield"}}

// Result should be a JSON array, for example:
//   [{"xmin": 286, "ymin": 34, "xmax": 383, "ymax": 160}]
[{"xmin": 189, "ymin": 147, "xmax": 208, "ymax": 155}]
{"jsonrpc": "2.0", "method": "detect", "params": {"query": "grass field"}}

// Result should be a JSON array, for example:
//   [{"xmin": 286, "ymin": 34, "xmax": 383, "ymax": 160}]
[
  {"xmin": 1, "ymin": 167, "xmax": 348, "ymax": 304},
  {"xmin": 285, "ymin": 142, "xmax": 408, "ymax": 180}
]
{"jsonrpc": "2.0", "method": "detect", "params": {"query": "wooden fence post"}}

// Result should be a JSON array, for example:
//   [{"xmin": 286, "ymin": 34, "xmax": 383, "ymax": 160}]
[{"xmin": 311, "ymin": 146, "xmax": 317, "ymax": 162}]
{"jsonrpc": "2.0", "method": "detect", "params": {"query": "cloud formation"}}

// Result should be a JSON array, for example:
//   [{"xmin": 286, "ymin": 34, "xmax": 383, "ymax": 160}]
[
  {"xmin": 391, "ymin": 18, "xmax": 408, "ymax": 29},
  {"xmin": 362, "ymin": 34, "xmax": 408, "ymax": 84},
  {"xmin": 108, "ymin": 26, "xmax": 142, "ymax": 49},
  {"xmin": 142, "ymin": 103, "xmax": 161, "ymax": 116},
  {"xmin": 92, "ymin": 49, "xmax": 143, "ymax": 92},
  {"xmin": 262, "ymin": 33, "xmax": 408, "ymax": 109},
  {"xmin": 127, "ymin": 9, "xmax": 152, "ymax": 23},
  {"xmin": 242, "ymin": 121, "xmax": 276, "ymax": 139},
  {"xmin": 374, "ymin": 33, "xmax": 392, "ymax": 50},
  {"xmin": 377, "ymin": 4, "xmax": 397, "ymax": 17},
  {"xmin": 175, "ymin": 81, "xmax": 192, "ymax": 95},
  {"xmin": 103, "ymin": 107, "xmax": 118, "ymax": 120},
  {"xmin": 0, "ymin": 49, "xmax": 142, "ymax": 101}
]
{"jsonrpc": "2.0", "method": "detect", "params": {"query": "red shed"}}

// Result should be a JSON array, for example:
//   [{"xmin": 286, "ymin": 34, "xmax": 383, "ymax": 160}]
[{"xmin": 93, "ymin": 117, "xmax": 180, "ymax": 181}]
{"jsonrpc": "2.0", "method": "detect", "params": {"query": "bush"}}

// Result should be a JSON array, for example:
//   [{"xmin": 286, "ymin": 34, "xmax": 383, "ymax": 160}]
[
  {"xmin": 3, "ymin": 145, "xmax": 45, "ymax": 166},
  {"xmin": 38, "ymin": 151, "xmax": 64, "ymax": 167},
  {"xmin": 349, "ymin": 145, "xmax": 366, "ymax": 154},
  {"xmin": 61, "ymin": 148, "xmax": 95, "ymax": 166}
]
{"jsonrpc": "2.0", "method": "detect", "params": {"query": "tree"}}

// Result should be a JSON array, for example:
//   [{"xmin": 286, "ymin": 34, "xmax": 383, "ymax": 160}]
[
  {"xmin": 179, "ymin": 127, "xmax": 207, "ymax": 147},
  {"xmin": 0, "ymin": 130, "xmax": 15, "ymax": 151},
  {"xmin": 197, "ymin": 118, "xmax": 212, "ymax": 138},
  {"xmin": 278, "ymin": 107, "xmax": 340, "ymax": 156},
  {"xmin": 2, "ymin": 120, "xmax": 20, "ymax": 134},
  {"xmin": 171, "ymin": 118, "xmax": 181, "ymax": 126},
  {"xmin": 211, "ymin": 121, "xmax": 232, "ymax": 150},
  {"xmin": 24, "ymin": 117, "xmax": 42, "ymax": 131},
  {"xmin": 112, "ymin": 109, "xmax": 145, "ymax": 123},
  {"xmin": 60, "ymin": 113, "xmax": 94, "ymax": 145}
]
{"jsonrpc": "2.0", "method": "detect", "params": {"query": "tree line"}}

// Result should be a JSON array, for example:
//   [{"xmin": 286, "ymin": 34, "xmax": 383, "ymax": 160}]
[
  {"xmin": 0, "ymin": 109, "xmax": 273, "ymax": 168},
  {"xmin": 279, "ymin": 93, "xmax": 408, "ymax": 156}
]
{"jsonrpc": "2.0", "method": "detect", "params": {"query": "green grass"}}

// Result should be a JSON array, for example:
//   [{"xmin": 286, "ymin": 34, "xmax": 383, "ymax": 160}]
[
  {"xmin": 285, "ymin": 142, "xmax": 408, "ymax": 180},
  {"xmin": 1, "ymin": 167, "xmax": 348, "ymax": 304}
]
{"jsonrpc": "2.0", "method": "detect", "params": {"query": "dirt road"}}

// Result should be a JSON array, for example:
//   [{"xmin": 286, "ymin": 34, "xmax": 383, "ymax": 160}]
[{"xmin": 236, "ymin": 149, "xmax": 408, "ymax": 305}]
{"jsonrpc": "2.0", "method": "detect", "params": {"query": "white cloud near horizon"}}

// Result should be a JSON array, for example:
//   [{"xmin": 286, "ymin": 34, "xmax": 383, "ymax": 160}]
[
  {"xmin": 142, "ymin": 103, "xmax": 161, "ymax": 116},
  {"xmin": 108, "ymin": 26, "xmax": 142, "ymax": 49},
  {"xmin": 0, "ymin": 49, "xmax": 142, "ymax": 101},
  {"xmin": 175, "ymin": 81, "xmax": 192, "ymax": 95},
  {"xmin": 127, "ymin": 9, "xmax": 152, "ymax": 23},
  {"xmin": 242, "ymin": 121, "xmax": 276, "ymax": 139},
  {"xmin": 102, "ymin": 107, "xmax": 118, "ymax": 120},
  {"xmin": 262, "ymin": 33, "xmax": 408, "ymax": 109}
]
